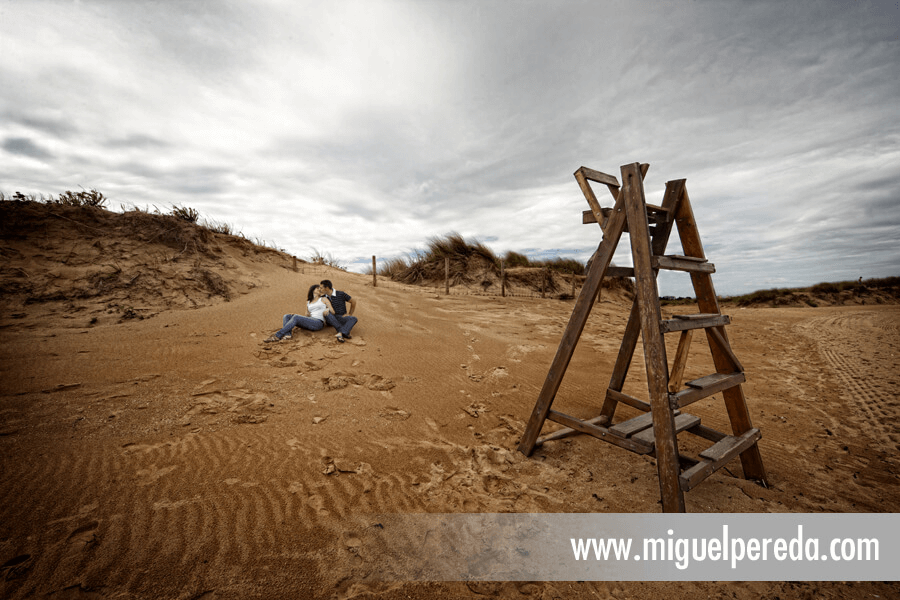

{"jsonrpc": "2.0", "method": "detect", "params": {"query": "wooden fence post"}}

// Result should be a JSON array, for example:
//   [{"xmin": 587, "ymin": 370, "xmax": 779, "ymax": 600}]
[
  {"xmin": 541, "ymin": 267, "xmax": 547, "ymax": 298},
  {"xmin": 501, "ymin": 260, "xmax": 506, "ymax": 297},
  {"xmin": 372, "ymin": 255, "xmax": 377, "ymax": 287},
  {"xmin": 293, "ymin": 256, "xmax": 297, "ymax": 272},
  {"xmin": 571, "ymin": 271, "xmax": 576, "ymax": 297},
  {"xmin": 445, "ymin": 256, "xmax": 450, "ymax": 295}
]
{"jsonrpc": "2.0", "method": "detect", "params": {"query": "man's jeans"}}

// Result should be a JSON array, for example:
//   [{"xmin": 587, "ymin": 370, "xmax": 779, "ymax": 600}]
[
  {"xmin": 325, "ymin": 314, "xmax": 357, "ymax": 336},
  {"xmin": 276, "ymin": 313, "xmax": 324, "ymax": 339}
]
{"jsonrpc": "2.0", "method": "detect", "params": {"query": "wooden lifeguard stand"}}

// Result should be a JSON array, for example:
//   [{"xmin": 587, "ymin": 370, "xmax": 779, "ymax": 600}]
[{"xmin": 517, "ymin": 162, "xmax": 768, "ymax": 512}]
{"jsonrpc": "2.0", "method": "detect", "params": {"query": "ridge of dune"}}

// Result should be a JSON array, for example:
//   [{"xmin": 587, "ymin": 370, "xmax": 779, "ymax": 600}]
[{"xmin": 1, "ymin": 201, "xmax": 899, "ymax": 599}]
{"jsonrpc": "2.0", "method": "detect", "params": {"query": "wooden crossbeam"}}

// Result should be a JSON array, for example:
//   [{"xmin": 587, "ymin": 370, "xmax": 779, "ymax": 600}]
[
  {"xmin": 653, "ymin": 255, "xmax": 716, "ymax": 273},
  {"xmin": 660, "ymin": 314, "xmax": 730, "ymax": 333}
]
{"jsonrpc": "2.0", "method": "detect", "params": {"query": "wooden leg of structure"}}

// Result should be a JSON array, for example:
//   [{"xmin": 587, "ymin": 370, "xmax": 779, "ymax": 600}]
[
  {"xmin": 675, "ymin": 188, "xmax": 769, "ymax": 486},
  {"xmin": 621, "ymin": 163, "xmax": 685, "ymax": 512},
  {"xmin": 668, "ymin": 330, "xmax": 694, "ymax": 393},
  {"xmin": 517, "ymin": 192, "xmax": 630, "ymax": 456},
  {"xmin": 600, "ymin": 178, "xmax": 685, "ymax": 422}
]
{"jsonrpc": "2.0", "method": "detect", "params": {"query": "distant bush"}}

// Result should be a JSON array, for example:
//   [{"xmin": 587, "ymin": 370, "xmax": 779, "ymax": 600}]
[
  {"xmin": 171, "ymin": 205, "xmax": 200, "ymax": 223},
  {"xmin": 308, "ymin": 248, "xmax": 346, "ymax": 270},
  {"xmin": 201, "ymin": 218, "xmax": 235, "ymax": 235},
  {"xmin": 500, "ymin": 251, "xmax": 585, "ymax": 275},
  {"xmin": 810, "ymin": 282, "xmax": 840, "ymax": 294},
  {"xmin": 56, "ymin": 189, "xmax": 107, "ymax": 208},
  {"xmin": 865, "ymin": 276, "xmax": 900, "ymax": 289},
  {"xmin": 392, "ymin": 232, "xmax": 498, "ymax": 285},
  {"xmin": 533, "ymin": 257, "xmax": 585, "ymax": 276},
  {"xmin": 376, "ymin": 256, "xmax": 411, "ymax": 277},
  {"xmin": 503, "ymin": 250, "xmax": 531, "ymax": 268},
  {"xmin": 424, "ymin": 232, "xmax": 499, "ymax": 265}
]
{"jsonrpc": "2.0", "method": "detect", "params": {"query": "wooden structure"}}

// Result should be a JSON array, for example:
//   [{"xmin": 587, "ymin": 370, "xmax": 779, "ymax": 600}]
[{"xmin": 517, "ymin": 162, "xmax": 768, "ymax": 512}]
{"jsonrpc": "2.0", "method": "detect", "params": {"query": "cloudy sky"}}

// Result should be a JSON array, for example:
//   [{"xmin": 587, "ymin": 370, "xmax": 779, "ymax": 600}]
[{"xmin": 2, "ymin": 0, "xmax": 898, "ymax": 296}]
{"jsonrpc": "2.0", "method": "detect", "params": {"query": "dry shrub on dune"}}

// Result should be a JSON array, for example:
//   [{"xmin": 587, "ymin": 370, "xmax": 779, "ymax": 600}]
[
  {"xmin": 388, "ymin": 232, "xmax": 633, "ymax": 297},
  {"xmin": 394, "ymin": 232, "xmax": 499, "ymax": 286}
]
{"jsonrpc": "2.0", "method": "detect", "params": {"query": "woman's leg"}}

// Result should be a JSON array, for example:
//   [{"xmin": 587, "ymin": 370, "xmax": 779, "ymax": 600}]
[{"xmin": 274, "ymin": 315, "xmax": 303, "ymax": 339}]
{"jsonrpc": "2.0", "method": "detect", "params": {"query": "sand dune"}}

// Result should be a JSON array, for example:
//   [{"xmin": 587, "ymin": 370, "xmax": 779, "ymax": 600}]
[{"xmin": 1, "ymin": 203, "xmax": 899, "ymax": 598}]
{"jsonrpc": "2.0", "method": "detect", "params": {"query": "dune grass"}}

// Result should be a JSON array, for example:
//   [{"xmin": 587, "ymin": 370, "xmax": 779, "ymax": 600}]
[{"xmin": 373, "ymin": 233, "xmax": 587, "ymax": 285}]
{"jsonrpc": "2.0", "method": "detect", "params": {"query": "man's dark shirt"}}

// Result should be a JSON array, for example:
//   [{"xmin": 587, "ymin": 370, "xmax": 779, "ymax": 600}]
[{"xmin": 328, "ymin": 290, "xmax": 352, "ymax": 316}]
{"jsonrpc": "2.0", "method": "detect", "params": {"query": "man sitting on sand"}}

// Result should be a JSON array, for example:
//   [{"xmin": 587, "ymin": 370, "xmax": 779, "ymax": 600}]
[{"xmin": 319, "ymin": 279, "xmax": 357, "ymax": 344}]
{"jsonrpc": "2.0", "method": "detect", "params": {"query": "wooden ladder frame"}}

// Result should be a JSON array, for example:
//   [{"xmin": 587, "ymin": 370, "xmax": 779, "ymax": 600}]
[{"xmin": 517, "ymin": 162, "xmax": 768, "ymax": 512}]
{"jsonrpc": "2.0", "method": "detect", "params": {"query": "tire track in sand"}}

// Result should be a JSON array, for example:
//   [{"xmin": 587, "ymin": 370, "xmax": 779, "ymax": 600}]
[{"xmin": 795, "ymin": 310, "xmax": 900, "ymax": 450}]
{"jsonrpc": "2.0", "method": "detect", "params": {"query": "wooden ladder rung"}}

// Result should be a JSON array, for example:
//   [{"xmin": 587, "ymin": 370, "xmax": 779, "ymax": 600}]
[
  {"xmin": 608, "ymin": 411, "xmax": 655, "ymax": 438},
  {"xmin": 671, "ymin": 372, "xmax": 745, "ymax": 409},
  {"xmin": 652, "ymin": 255, "xmax": 716, "ymax": 274},
  {"xmin": 660, "ymin": 314, "xmax": 730, "ymax": 333},
  {"xmin": 679, "ymin": 428, "xmax": 762, "ymax": 492},
  {"xmin": 547, "ymin": 409, "xmax": 653, "ymax": 454},
  {"xmin": 632, "ymin": 413, "xmax": 701, "ymax": 446},
  {"xmin": 664, "ymin": 254, "xmax": 707, "ymax": 262},
  {"xmin": 686, "ymin": 372, "xmax": 742, "ymax": 389}
]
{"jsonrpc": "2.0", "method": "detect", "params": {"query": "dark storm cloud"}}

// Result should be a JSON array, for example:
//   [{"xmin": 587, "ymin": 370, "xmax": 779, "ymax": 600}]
[
  {"xmin": 2, "ymin": 137, "xmax": 53, "ymax": 160},
  {"xmin": 104, "ymin": 134, "xmax": 171, "ymax": 150}
]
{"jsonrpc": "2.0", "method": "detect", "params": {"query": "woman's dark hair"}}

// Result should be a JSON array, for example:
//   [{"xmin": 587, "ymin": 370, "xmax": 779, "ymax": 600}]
[{"xmin": 307, "ymin": 284, "xmax": 320, "ymax": 303}]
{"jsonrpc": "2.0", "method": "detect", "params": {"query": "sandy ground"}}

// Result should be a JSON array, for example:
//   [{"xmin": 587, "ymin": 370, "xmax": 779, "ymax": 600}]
[{"xmin": 1, "ymin": 261, "xmax": 899, "ymax": 599}]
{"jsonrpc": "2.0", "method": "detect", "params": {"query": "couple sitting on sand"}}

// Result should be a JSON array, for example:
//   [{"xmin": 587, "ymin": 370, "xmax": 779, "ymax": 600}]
[{"xmin": 264, "ymin": 279, "xmax": 357, "ymax": 344}]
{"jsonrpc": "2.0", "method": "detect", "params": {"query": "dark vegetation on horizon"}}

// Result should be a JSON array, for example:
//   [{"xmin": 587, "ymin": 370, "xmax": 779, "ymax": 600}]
[
  {"xmin": 721, "ymin": 277, "xmax": 900, "ymax": 307},
  {"xmin": 662, "ymin": 277, "xmax": 900, "ymax": 307}
]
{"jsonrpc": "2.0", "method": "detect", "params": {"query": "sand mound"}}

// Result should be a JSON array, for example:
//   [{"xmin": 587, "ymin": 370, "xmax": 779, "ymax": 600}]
[{"xmin": 0, "ymin": 201, "xmax": 299, "ymax": 328}]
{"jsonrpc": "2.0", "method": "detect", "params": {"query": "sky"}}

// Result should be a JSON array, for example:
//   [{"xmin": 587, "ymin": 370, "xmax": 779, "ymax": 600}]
[{"xmin": 2, "ymin": 0, "xmax": 899, "ymax": 297}]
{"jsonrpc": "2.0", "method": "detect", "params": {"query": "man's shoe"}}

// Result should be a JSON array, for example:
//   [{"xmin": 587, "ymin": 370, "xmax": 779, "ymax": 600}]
[{"xmin": 263, "ymin": 335, "xmax": 280, "ymax": 343}]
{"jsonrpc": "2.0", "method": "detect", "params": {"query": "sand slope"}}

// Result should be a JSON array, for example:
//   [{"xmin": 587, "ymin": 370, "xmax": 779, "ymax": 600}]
[{"xmin": 1, "ymin": 205, "xmax": 899, "ymax": 599}]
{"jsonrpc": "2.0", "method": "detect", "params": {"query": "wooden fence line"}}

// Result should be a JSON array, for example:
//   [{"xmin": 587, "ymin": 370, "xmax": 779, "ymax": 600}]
[{"xmin": 285, "ymin": 257, "xmax": 585, "ymax": 301}]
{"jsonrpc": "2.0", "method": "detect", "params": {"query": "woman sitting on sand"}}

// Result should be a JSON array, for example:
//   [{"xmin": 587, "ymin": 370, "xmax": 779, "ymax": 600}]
[{"xmin": 264, "ymin": 284, "xmax": 334, "ymax": 343}]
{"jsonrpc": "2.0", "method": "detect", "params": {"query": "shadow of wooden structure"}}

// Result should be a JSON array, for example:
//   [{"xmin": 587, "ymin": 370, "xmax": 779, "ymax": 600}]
[{"xmin": 517, "ymin": 162, "xmax": 768, "ymax": 512}]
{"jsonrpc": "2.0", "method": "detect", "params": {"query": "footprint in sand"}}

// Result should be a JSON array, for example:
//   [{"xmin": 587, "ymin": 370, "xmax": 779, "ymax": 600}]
[
  {"xmin": 307, "ymin": 491, "xmax": 330, "ymax": 516},
  {"xmin": 66, "ymin": 520, "xmax": 99, "ymax": 551},
  {"xmin": 342, "ymin": 531, "xmax": 365, "ymax": 565},
  {"xmin": 378, "ymin": 407, "xmax": 411, "ymax": 421},
  {"xmin": 136, "ymin": 464, "xmax": 177, "ymax": 485},
  {"xmin": 1, "ymin": 554, "xmax": 33, "ymax": 580}
]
